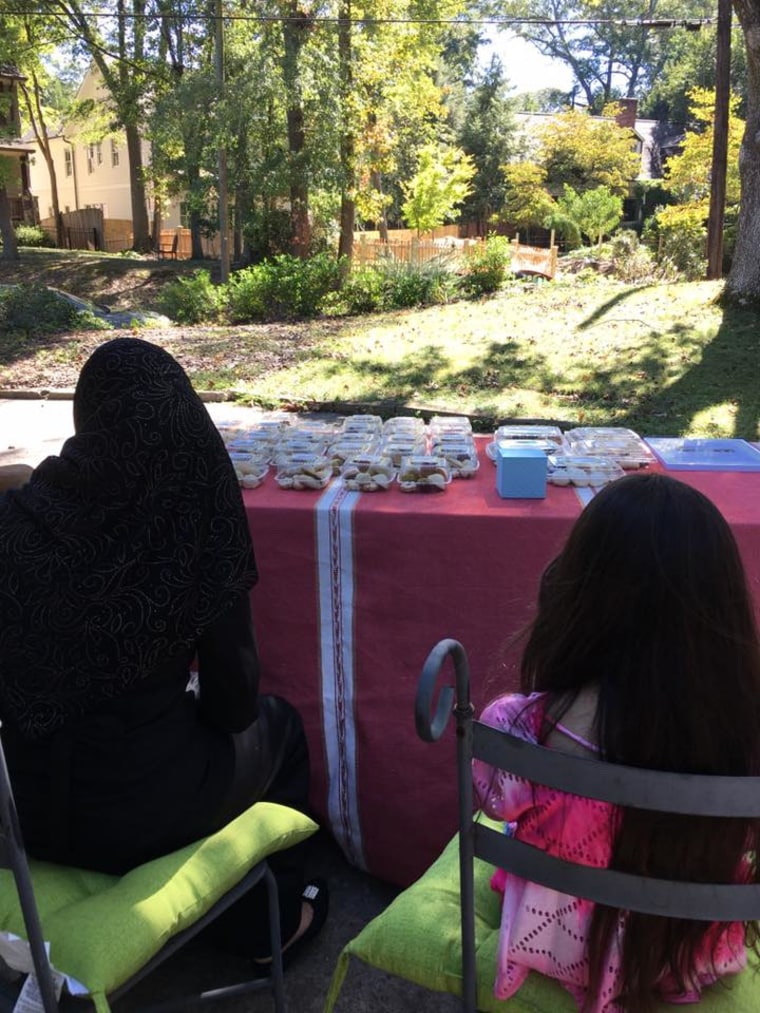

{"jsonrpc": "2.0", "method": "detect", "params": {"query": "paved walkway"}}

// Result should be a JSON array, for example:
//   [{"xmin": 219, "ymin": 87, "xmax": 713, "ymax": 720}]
[{"xmin": 0, "ymin": 396, "xmax": 463, "ymax": 1012}]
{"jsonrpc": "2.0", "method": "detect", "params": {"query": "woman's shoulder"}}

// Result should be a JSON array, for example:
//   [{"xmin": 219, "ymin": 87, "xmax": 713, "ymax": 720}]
[{"xmin": 479, "ymin": 691, "xmax": 547, "ymax": 743}]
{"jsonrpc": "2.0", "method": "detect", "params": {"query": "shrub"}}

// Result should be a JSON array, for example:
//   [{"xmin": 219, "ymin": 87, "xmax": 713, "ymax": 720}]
[
  {"xmin": 339, "ymin": 267, "xmax": 388, "ymax": 314},
  {"xmin": 459, "ymin": 236, "xmax": 513, "ymax": 296},
  {"xmin": 157, "ymin": 270, "xmax": 223, "ymax": 324},
  {"xmin": 643, "ymin": 206, "xmax": 706, "ymax": 281},
  {"xmin": 0, "ymin": 284, "xmax": 106, "ymax": 334},
  {"xmin": 14, "ymin": 224, "xmax": 51, "ymax": 248},
  {"xmin": 606, "ymin": 230, "xmax": 656, "ymax": 282},
  {"xmin": 227, "ymin": 253, "xmax": 343, "ymax": 322},
  {"xmin": 382, "ymin": 260, "xmax": 457, "ymax": 309}
]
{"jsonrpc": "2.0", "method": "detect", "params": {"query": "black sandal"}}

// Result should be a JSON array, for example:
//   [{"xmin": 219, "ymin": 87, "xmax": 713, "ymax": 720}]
[{"xmin": 252, "ymin": 878, "xmax": 329, "ymax": 973}]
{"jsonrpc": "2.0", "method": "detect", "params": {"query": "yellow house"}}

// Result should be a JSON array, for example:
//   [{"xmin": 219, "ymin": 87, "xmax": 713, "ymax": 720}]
[{"xmin": 27, "ymin": 64, "xmax": 183, "ymax": 251}]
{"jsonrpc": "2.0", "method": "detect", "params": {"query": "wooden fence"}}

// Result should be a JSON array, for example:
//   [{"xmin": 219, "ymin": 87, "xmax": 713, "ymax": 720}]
[{"xmin": 352, "ymin": 234, "xmax": 558, "ymax": 279}]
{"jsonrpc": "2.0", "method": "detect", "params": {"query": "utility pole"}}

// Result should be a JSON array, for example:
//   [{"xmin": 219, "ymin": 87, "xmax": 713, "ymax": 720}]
[
  {"xmin": 706, "ymin": 0, "xmax": 732, "ymax": 279},
  {"xmin": 215, "ymin": 0, "xmax": 230, "ymax": 283}
]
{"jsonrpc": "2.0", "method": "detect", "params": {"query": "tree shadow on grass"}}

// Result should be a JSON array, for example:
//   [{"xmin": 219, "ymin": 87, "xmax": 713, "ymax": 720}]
[
  {"xmin": 612, "ymin": 295, "xmax": 760, "ymax": 439},
  {"xmin": 298, "ymin": 338, "xmax": 550, "ymax": 413}
]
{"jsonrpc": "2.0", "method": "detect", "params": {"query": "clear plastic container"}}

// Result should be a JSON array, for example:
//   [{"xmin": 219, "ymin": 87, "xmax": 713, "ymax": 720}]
[
  {"xmin": 495, "ymin": 424, "xmax": 564, "ymax": 445},
  {"xmin": 398, "ymin": 455, "xmax": 451, "ymax": 492},
  {"xmin": 564, "ymin": 428, "xmax": 654, "ymax": 469},
  {"xmin": 228, "ymin": 452, "xmax": 269, "ymax": 489},
  {"xmin": 340, "ymin": 454, "xmax": 396, "ymax": 491},
  {"xmin": 275, "ymin": 454, "xmax": 332, "ymax": 490},
  {"xmin": 328, "ymin": 437, "xmax": 379, "ymax": 474},
  {"xmin": 547, "ymin": 454, "xmax": 625, "ymax": 487},
  {"xmin": 429, "ymin": 415, "xmax": 473, "ymax": 435},
  {"xmin": 275, "ymin": 436, "xmax": 328, "ymax": 458},
  {"xmin": 382, "ymin": 416, "xmax": 426, "ymax": 438},
  {"xmin": 340, "ymin": 414, "xmax": 384, "ymax": 436},
  {"xmin": 486, "ymin": 437, "xmax": 558, "ymax": 462},
  {"xmin": 380, "ymin": 436, "xmax": 428, "ymax": 467},
  {"xmin": 435, "ymin": 440, "xmax": 480, "ymax": 478}
]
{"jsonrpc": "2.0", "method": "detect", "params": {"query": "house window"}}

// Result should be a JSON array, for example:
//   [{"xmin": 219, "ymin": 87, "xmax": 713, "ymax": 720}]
[
  {"xmin": 64, "ymin": 148, "xmax": 72, "ymax": 177},
  {"xmin": 111, "ymin": 139, "xmax": 119, "ymax": 167},
  {"xmin": 179, "ymin": 202, "xmax": 189, "ymax": 228},
  {"xmin": 87, "ymin": 144, "xmax": 95, "ymax": 173},
  {"xmin": 96, "ymin": 142, "xmax": 102, "ymax": 165}
]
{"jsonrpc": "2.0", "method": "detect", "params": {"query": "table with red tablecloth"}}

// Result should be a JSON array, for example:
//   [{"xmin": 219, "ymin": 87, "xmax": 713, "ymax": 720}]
[{"xmin": 244, "ymin": 442, "xmax": 760, "ymax": 887}]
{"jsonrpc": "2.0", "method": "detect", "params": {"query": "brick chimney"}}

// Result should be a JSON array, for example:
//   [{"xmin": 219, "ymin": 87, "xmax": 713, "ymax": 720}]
[{"xmin": 615, "ymin": 98, "xmax": 638, "ymax": 129}]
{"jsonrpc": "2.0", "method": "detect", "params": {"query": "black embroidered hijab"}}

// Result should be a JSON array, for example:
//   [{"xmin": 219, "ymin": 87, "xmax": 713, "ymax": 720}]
[{"xmin": 0, "ymin": 338, "xmax": 258, "ymax": 740}]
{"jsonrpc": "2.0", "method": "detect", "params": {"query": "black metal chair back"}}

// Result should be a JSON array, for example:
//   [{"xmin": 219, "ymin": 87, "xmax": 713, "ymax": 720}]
[{"xmin": 416, "ymin": 638, "xmax": 760, "ymax": 1013}]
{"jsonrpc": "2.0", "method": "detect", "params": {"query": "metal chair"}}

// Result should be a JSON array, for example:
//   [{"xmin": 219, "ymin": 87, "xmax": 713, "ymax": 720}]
[
  {"xmin": 0, "ymin": 723, "xmax": 295, "ymax": 1012},
  {"xmin": 416, "ymin": 637, "xmax": 760, "ymax": 1013}
]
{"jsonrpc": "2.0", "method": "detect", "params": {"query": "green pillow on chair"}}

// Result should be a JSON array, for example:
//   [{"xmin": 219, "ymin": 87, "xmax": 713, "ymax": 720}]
[
  {"xmin": 325, "ymin": 816, "xmax": 760, "ymax": 1013},
  {"xmin": 0, "ymin": 801, "xmax": 317, "ymax": 1013}
]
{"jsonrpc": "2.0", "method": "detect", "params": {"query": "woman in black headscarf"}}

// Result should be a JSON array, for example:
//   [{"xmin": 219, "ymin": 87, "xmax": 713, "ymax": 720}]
[{"xmin": 0, "ymin": 337, "xmax": 325, "ymax": 959}]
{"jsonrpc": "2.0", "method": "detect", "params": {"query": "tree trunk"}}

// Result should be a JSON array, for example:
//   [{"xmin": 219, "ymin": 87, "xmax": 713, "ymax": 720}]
[
  {"xmin": 282, "ymin": 6, "xmax": 312, "ymax": 258},
  {"xmin": 20, "ymin": 74, "xmax": 64, "ymax": 247},
  {"xmin": 725, "ymin": 0, "xmax": 760, "ymax": 300},
  {"xmin": 124, "ymin": 123, "xmax": 152, "ymax": 252},
  {"xmin": 0, "ymin": 188, "xmax": 19, "ymax": 260},
  {"xmin": 337, "ymin": 0, "xmax": 354, "ymax": 266}
]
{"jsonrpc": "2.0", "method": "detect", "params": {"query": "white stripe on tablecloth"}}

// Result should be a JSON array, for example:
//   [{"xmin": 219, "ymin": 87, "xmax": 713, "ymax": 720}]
[
  {"xmin": 315, "ymin": 480, "xmax": 366, "ymax": 869},
  {"xmin": 574, "ymin": 485, "xmax": 597, "ymax": 508}
]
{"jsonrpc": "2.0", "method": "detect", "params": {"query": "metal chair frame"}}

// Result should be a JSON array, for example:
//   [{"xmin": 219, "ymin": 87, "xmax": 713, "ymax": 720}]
[
  {"xmin": 416, "ymin": 638, "xmax": 760, "ymax": 1013},
  {"xmin": 0, "ymin": 728, "xmax": 287, "ymax": 1012}
]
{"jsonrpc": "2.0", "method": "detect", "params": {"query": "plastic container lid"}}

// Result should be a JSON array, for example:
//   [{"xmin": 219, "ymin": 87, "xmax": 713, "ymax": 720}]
[
  {"xmin": 494, "ymin": 424, "xmax": 565, "ymax": 445},
  {"xmin": 486, "ymin": 437, "xmax": 558, "ymax": 462}
]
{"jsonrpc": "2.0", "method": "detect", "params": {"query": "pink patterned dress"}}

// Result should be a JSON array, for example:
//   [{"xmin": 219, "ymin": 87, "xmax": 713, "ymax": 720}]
[{"xmin": 472, "ymin": 692, "xmax": 747, "ymax": 1012}]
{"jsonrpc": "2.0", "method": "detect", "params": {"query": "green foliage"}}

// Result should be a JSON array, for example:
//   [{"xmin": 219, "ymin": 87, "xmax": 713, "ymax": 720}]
[
  {"xmin": 501, "ymin": 162, "xmax": 555, "ymax": 234},
  {"xmin": 536, "ymin": 108, "xmax": 640, "ymax": 196},
  {"xmin": 0, "ymin": 284, "xmax": 106, "ymax": 335},
  {"xmin": 557, "ymin": 185, "xmax": 623, "ymax": 247},
  {"xmin": 642, "ymin": 205, "xmax": 706, "ymax": 281},
  {"xmin": 337, "ymin": 267, "xmax": 388, "ymax": 314},
  {"xmin": 227, "ymin": 253, "xmax": 343, "ymax": 322},
  {"xmin": 14, "ymin": 225, "xmax": 51, "ymax": 248},
  {"xmin": 157, "ymin": 270, "xmax": 223, "ymax": 324},
  {"xmin": 662, "ymin": 88, "xmax": 743, "ymax": 211},
  {"xmin": 459, "ymin": 236, "xmax": 513, "ymax": 296},
  {"xmin": 401, "ymin": 145, "xmax": 476, "ymax": 234},
  {"xmin": 379, "ymin": 261, "xmax": 455, "ymax": 309}
]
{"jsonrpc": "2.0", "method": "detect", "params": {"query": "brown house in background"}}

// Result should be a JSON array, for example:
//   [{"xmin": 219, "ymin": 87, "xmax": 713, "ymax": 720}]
[{"xmin": 0, "ymin": 65, "xmax": 39, "ymax": 226}]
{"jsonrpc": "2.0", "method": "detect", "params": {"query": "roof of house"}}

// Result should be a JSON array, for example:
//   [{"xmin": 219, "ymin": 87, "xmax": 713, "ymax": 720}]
[{"xmin": 0, "ymin": 65, "xmax": 25, "ymax": 81}]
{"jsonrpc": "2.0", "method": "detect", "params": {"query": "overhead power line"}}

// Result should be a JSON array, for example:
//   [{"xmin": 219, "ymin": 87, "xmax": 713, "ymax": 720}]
[{"xmin": 0, "ymin": 10, "xmax": 720, "ymax": 28}]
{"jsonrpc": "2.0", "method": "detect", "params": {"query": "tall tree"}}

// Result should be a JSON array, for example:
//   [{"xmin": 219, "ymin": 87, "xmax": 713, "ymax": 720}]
[
  {"xmin": 44, "ymin": 0, "xmax": 159, "ymax": 251},
  {"xmin": 725, "ymin": 0, "xmax": 760, "ymax": 300},
  {"xmin": 492, "ymin": 0, "xmax": 715, "ymax": 111},
  {"xmin": 455, "ymin": 56, "xmax": 517, "ymax": 233}
]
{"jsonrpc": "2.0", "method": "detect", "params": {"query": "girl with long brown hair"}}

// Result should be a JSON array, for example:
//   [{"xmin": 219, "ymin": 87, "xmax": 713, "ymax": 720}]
[{"xmin": 473, "ymin": 472, "xmax": 760, "ymax": 1011}]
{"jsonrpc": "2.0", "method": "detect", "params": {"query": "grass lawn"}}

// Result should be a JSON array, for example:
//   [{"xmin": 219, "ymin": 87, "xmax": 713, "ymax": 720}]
[{"xmin": 1, "ymin": 251, "xmax": 759, "ymax": 439}]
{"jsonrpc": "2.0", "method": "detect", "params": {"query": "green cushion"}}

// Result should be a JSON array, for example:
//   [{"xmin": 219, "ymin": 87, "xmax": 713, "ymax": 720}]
[
  {"xmin": 0, "ymin": 801, "xmax": 317, "ymax": 1012},
  {"xmin": 325, "ymin": 817, "xmax": 760, "ymax": 1013}
]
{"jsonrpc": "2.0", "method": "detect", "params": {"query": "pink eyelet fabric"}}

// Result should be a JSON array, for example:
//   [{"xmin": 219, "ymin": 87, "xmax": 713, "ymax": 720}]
[{"xmin": 473, "ymin": 692, "xmax": 747, "ymax": 1011}]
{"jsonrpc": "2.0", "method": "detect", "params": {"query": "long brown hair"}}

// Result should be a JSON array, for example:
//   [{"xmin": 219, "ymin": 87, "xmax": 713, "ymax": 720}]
[{"xmin": 519, "ymin": 473, "xmax": 760, "ymax": 1010}]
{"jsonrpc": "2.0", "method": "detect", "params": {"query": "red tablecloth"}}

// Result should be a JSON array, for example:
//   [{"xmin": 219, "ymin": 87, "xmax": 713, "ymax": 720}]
[{"xmin": 244, "ymin": 444, "xmax": 760, "ymax": 887}]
